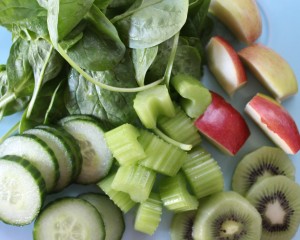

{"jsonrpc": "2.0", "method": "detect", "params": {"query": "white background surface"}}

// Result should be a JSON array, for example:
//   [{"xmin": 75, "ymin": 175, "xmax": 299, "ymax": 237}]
[{"xmin": 0, "ymin": 0, "xmax": 300, "ymax": 239}]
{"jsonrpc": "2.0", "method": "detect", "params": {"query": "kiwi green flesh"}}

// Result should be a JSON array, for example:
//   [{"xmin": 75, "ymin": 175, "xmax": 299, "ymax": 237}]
[
  {"xmin": 192, "ymin": 191, "xmax": 262, "ymax": 240},
  {"xmin": 246, "ymin": 175, "xmax": 300, "ymax": 240},
  {"xmin": 232, "ymin": 146, "xmax": 295, "ymax": 196},
  {"xmin": 170, "ymin": 210, "xmax": 196, "ymax": 240}
]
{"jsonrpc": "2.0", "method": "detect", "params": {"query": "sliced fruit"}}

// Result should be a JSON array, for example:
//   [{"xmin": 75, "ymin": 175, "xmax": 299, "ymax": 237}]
[
  {"xmin": 171, "ymin": 74, "xmax": 212, "ymax": 118},
  {"xmin": 182, "ymin": 146, "xmax": 224, "ymax": 199},
  {"xmin": 246, "ymin": 176, "xmax": 300, "ymax": 240},
  {"xmin": 206, "ymin": 36, "xmax": 247, "ymax": 95},
  {"xmin": 79, "ymin": 193, "xmax": 125, "ymax": 240},
  {"xmin": 170, "ymin": 210, "xmax": 197, "ymax": 240},
  {"xmin": 0, "ymin": 156, "xmax": 46, "ymax": 226},
  {"xmin": 194, "ymin": 91, "xmax": 250, "ymax": 156},
  {"xmin": 238, "ymin": 44, "xmax": 298, "ymax": 101},
  {"xmin": 33, "ymin": 197, "xmax": 105, "ymax": 240},
  {"xmin": 0, "ymin": 134, "xmax": 59, "ymax": 192},
  {"xmin": 245, "ymin": 93, "xmax": 300, "ymax": 154},
  {"xmin": 192, "ymin": 191, "xmax": 262, "ymax": 240},
  {"xmin": 60, "ymin": 117, "xmax": 113, "ymax": 184},
  {"xmin": 134, "ymin": 193, "xmax": 163, "ymax": 235},
  {"xmin": 209, "ymin": 0, "xmax": 262, "ymax": 44},
  {"xmin": 232, "ymin": 146, "xmax": 295, "ymax": 196}
]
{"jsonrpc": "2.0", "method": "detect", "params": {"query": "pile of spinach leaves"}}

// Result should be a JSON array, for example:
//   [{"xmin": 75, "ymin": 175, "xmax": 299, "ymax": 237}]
[{"xmin": 0, "ymin": 0, "xmax": 212, "ymax": 138}]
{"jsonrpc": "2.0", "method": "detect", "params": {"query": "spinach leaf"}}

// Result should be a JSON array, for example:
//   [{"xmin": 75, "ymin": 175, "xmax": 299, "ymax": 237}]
[
  {"xmin": 37, "ymin": 0, "xmax": 48, "ymax": 9},
  {"xmin": 11, "ymin": 15, "xmax": 49, "ymax": 41},
  {"xmin": 0, "ymin": 0, "xmax": 44, "ymax": 28},
  {"xmin": 65, "ymin": 52, "xmax": 139, "ymax": 127},
  {"xmin": 0, "ymin": 38, "xmax": 34, "ymax": 110},
  {"xmin": 115, "ymin": 0, "xmax": 189, "ymax": 48},
  {"xmin": 108, "ymin": 0, "xmax": 135, "ymax": 9},
  {"xmin": 94, "ymin": 0, "xmax": 113, "ymax": 10},
  {"xmin": 0, "ymin": 64, "xmax": 30, "ymax": 119},
  {"xmin": 26, "ymin": 38, "xmax": 64, "ymax": 117},
  {"xmin": 132, "ymin": 46, "xmax": 158, "ymax": 86},
  {"xmin": 66, "ymin": 5, "xmax": 125, "ymax": 71},
  {"xmin": 146, "ymin": 37, "xmax": 202, "ymax": 83},
  {"xmin": 47, "ymin": 0, "xmax": 94, "ymax": 44}
]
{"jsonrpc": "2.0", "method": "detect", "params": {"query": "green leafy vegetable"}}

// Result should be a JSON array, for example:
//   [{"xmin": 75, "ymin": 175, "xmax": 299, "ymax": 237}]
[{"xmin": 115, "ymin": 0, "xmax": 189, "ymax": 48}]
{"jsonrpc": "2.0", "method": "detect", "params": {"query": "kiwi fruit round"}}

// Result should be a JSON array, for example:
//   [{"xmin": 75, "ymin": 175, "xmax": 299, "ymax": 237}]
[
  {"xmin": 232, "ymin": 146, "xmax": 295, "ymax": 196},
  {"xmin": 170, "ymin": 210, "xmax": 196, "ymax": 240},
  {"xmin": 192, "ymin": 191, "xmax": 262, "ymax": 240},
  {"xmin": 246, "ymin": 175, "xmax": 300, "ymax": 240}
]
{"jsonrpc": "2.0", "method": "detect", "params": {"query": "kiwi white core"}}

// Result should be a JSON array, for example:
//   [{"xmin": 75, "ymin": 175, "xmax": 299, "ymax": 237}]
[
  {"xmin": 265, "ymin": 200, "xmax": 286, "ymax": 225},
  {"xmin": 221, "ymin": 220, "xmax": 242, "ymax": 236}
]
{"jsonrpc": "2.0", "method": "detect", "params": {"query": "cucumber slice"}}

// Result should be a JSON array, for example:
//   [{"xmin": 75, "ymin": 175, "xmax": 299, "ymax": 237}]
[
  {"xmin": 25, "ymin": 128, "xmax": 75, "ymax": 192},
  {"xmin": 33, "ymin": 197, "xmax": 105, "ymax": 240},
  {"xmin": 60, "ymin": 118, "xmax": 113, "ymax": 184},
  {"xmin": 0, "ymin": 134, "xmax": 59, "ymax": 192},
  {"xmin": 36, "ymin": 125, "xmax": 82, "ymax": 181},
  {"xmin": 0, "ymin": 156, "xmax": 46, "ymax": 226},
  {"xmin": 79, "ymin": 193, "xmax": 125, "ymax": 240}
]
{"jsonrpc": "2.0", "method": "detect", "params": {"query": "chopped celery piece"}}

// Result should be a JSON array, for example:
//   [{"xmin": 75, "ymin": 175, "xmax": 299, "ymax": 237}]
[
  {"xmin": 138, "ymin": 130, "xmax": 188, "ymax": 176},
  {"xmin": 171, "ymin": 74, "xmax": 212, "ymax": 118},
  {"xmin": 182, "ymin": 147, "xmax": 224, "ymax": 199},
  {"xmin": 134, "ymin": 193, "xmax": 163, "ymax": 235},
  {"xmin": 159, "ymin": 172, "xmax": 199, "ymax": 212},
  {"xmin": 97, "ymin": 173, "xmax": 136, "ymax": 213},
  {"xmin": 104, "ymin": 124, "xmax": 146, "ymax": 165},
  {"xmin": 111, "ymin": 164, "xmax": 156, "ymax": 202},
  {"xmin": 133, "ymin": 85, "xmax": 175, "ymax": 129},
  {"xmin": 157, "ymin": 104, "xmax": 201, "ymax": 147}
]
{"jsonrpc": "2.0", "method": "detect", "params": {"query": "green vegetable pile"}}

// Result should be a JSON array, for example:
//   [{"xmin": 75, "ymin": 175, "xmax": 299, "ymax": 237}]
[{"xmin": 0, "ymin": 0, "xmax": 212, "ymax": 136}]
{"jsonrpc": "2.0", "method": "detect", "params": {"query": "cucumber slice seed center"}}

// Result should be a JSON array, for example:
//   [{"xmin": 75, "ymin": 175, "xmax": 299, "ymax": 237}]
[
  {"xmin": 76, "ymin": 136, "xmax": 96, "ymax": 166},
  {"xmin": 54, "ymin": 216, "xmax": 86, "ymax": 240},
  {"xmin": 1, "ymin": 177, "xmax": 21, "ymax": 205}
]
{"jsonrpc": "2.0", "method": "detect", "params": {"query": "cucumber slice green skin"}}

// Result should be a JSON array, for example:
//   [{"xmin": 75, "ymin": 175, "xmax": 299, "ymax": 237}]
[
  {"xmin": 25, "ymin": 128, "xmax": 76, "ymax": 192},
  {"xmin": 0, "ymin": 134, "xmax": 59, "ymax": 192},
  {"xmin": 0, "ymin": 156, "xmax": 46, "ymax": 226},
  {"xmin": 33, "ymin": 197, "xmax": 106, "ymax": 240},
  {"xmin": 35, "ymin": 125, "xmax": 83, "ymax": 181},
  {"xmin": 60, "ymin": 118, "xmax": 113, "ymax": 184},
  {"xmin": 79, "ymin": 193, "xmax": 125, "ymax": 240}
]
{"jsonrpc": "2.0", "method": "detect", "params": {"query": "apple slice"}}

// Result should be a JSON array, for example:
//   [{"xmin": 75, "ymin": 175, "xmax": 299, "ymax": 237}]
[
  {"xmin": 239, "ymin": 44, "xmax": 298, "ymax": 102},
  {"xmin": 206, "ymin": 36, "xmax": 247, "ymax": 96},
  {"xmin": 245, "ymin": 93, "xmax": 300, "ymax": 155},
  {"xmin": 209, "ymin": 0, "xmax": 262, "ymax": 44},
  {"xmin": 195, "ymin": 92, "xmax": 250, "ymax": 156}
]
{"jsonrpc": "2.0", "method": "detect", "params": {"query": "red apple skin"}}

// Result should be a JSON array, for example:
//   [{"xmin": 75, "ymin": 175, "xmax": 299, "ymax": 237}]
[
  {"xmin": 246, "ymin": 93, "xmax": 300, "ymax": 154},
  {"xmin": 194, "ymin": 92, "xmax": 250, "ymax": 156},
  {"xmin": 207, "ymin": 36, "xmax": 247, "ymax": 95}
]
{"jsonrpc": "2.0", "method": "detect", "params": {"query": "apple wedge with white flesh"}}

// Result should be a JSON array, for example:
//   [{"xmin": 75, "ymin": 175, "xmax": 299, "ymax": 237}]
[
  {"xmin": 209, "ymin": 0, "xmax": 262, "ymax": 44},
  {"xmin": 206, "ymin": 36, "xmax": 247, "ymax": 96},
  {"xmin": 245, "ymin": 93, "xmax": 300, "ymax": 154},
  {"xmin": 194, "ymin": 92, "xmax": 250, "ymax": 156},
  {"xmin": 239, "ymin": 44, "xmax": 298, "ymax": 102}
]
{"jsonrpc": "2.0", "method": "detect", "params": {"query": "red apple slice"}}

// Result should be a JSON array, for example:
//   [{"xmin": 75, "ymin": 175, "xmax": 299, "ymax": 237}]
[
  {"xmin": 209, "ymin": 0, "xmax": 262, "ymax": 44},
  {"xmin": 245, "ymin": 93, "xmax": 300, "ymax": 154},
  {"xmin": 239, "ymin": 44, "xmax": 298, "ymax": 102},
  {"xmin": 206, "ymin": 36, "xmax": 247, "ymax": 96},
  {"xmin": 195, "ymin": 92, "xmax": 250, "ymax": 156}
]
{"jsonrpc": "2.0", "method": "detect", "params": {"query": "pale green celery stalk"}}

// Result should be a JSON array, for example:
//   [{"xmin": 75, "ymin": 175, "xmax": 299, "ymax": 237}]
[
  {"xmin": 26, "ymin": 45, "xmax": 54, "ymax": 118},
  {"xmin": 56, "ymin": 44, "xmax": 164, "ymax": 92},
  {"xmin": 0, "ymin": 121, "xmax": 19, "ymax": 144},
  {"xmin": 110, "ymin": 0, "xmax": 163, "ymax": 24},
  {"xmin": 153, "ymin": 128, "xmax": 192, "ymax": 151},
  {"xmin": 164, "ymin": 32, "xmax": 179, "ymax": 88}
]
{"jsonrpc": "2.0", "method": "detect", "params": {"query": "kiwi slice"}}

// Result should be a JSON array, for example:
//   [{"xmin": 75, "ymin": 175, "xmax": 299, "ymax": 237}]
[
  {"xmin": 192, "ymin": 191, "xmax": 262, "ymax": 240},
  {"xmin": 246, "ymin": 175, "xmax": 300, "ymax": 240},
  {"xmin": 232, "ymin": 146, "xmax": 295, "ymax": 196},
  {"xmin": 170, "ymin": 210, "xmax": 196, "ymax": 240}
]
